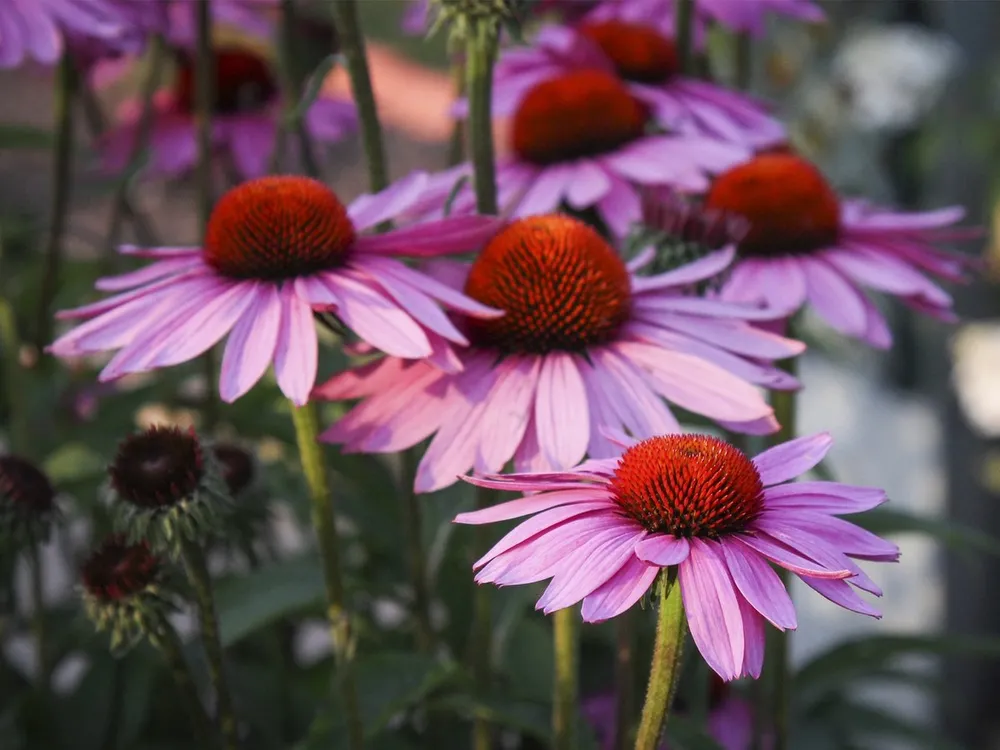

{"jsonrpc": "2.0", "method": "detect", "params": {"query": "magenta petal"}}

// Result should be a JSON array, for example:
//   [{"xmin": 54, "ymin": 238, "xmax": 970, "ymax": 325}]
[
  {"xmin": 737, "ymin": 594, "xmax": 766, "ymax": 679},
  {"xmin": 219, "ymin": 283, "xmax": 281, "ymax": 403},
  {"xmin": 679, "ymin": 539, "xmax": 746, "ymax": 681},
  {"xmin": 95, "ymin": 257, "xmax": 202, "ymax": 292},
  {"xmin": 361, "ymin": 256, "xmax": 502, "ymax": 319},
  {"xmin": 537, "ymin": 527, "xmax": 647, "ymax": 613},
  {"xmin": 355, "ymin": 215, "xmax": 503, "ymax": 259},
  {"xmin": 476, "ymin": 357, "xmax": 541, "ymax": 473},
  {"xmin": 534, "ymin": 353, "xmax": 590, "ymax": 470},
  {"xmin": 273, "ymin": 286, "xmax": 319, "ymax": 406},
  {"xmin": 347, "ymin": 171, "xmax": 430, "ymax": 231},
  {"xmin": 735, "ymin": 534, "xmax": 851, "ymax": 580},
  {"xmin": 634, "ymin": 535, "xmax": 690, "ymax": 566},
  {"xmin": 763, "ymin": 481, "xmax": 887, "ymax": 514},
  {"xmin": 581, "ymin": 554, "xmax": 660, "ymax": 623},
  {"xmin": 800, "ymin": 257, "xmax": 870, "ymax": 338},
  {"xmin": 719, "ymin": 540, "xmax": 796, "ymax": 630},
  {"xmin": 751, "ymin": 433, "xmax": 833, "ymax": 486},
  {"xmin": 632, "ymin": 247, "xmax": 736, "ymax": 293},
  {"xmin": 801, "ymin": 576, "xmax": 882, "ymax": 618},
  {"xmin": 454, "ymin": 488, "xmax": 612, "ymax": 525},
  {"xmin": 472, "ymin": 502, "xmax": 615, "ymax": 568}
]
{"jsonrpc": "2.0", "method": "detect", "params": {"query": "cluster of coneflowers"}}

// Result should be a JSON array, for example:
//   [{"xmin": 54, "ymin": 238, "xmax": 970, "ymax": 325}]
[{"xmin": 0, "ymin": 0, "xmax": 977, "ymax": 749}]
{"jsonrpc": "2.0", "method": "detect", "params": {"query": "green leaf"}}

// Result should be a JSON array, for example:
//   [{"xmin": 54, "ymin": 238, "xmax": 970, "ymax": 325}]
[
  {"xmin": 849, "ymin": 508, "xmax": 1000, "ymax": 558},
  {"xmin": 0, "ymin": 124, "xmax": 54, "ymax": 149},
  {"xmin": 290, "ymin": 54, "xmax": 341, "ymax": 123},
  {"xmin": 796, "ymin": 633, "xmax": 1000, "ymax": 702},
  {"xmin": 216, "ymin": 556, "xmax": 325, "ymax": 646}
]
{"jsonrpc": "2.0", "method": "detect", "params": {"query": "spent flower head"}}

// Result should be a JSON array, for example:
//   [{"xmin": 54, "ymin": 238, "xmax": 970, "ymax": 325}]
[
  {"xmin": 106, "ymin": 425, "xmax": 232, "ymax": 556},
  {"xmin": 0, "ymin": 455, "xmax": 58, "ymax": 550}
]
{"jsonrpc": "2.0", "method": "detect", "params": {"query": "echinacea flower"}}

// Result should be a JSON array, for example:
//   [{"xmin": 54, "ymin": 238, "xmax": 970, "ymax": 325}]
[
  {"xmin": 0, "ymin": 0, "xmax": 124, "ymax": 68},
  {"xmin": 99, "ymin": 46, "xmax": 357, "ymax": 180},
  {"xmin": 588, "ymin": 0, "xmax": 823, "ymax": 37},
  {"xmin": 480, "ymin": 22, "xmax": 785, "ymax": 149},
  {"xmin": 317, "ymin": 213, "xmax": 804, "ymax": 493},
  {"xmin": 106, "ymin": 425, "xmax": 232, "ymax": 553},
  {"xmin": 421, "ymin": 65, "xmax": 749, "ymax": 237},
  {"xmin": 583, "ymin": 677, "xmax": 761, "ymax": 749},
  {"xmin": 455, "ymin": 431, "xmax": 899, "ymax": 680},
  {"xmin": 81, "ymin": 534, "xmax": 176, "ymax": 652},
  {"xmin": 0, "ymin": 455, "xmax": 58, "ymax": 548},
  {"xmin": 705, "ymin": 153, "xmax": 975, "ymax": 347},
  {"xmin": 49, "ymin": 174, "xmax": 503, "ymax": 404}
]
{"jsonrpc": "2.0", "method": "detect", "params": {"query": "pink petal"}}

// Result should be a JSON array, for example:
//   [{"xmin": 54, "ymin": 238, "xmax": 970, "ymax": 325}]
[
  {"xmin": 679, "ymin": 539, "xmax": 746, "ymax": 681},
  {"xmin": 581, "ymin": 553, "xmax": 660, "ymax": 623},
  {"xmin": 273, "ymin": 286, "xmax": 319, "ymax": 406},
  {"xmin": 752, "ymin": 433, "xmax": 833, "ymax": 486},
  {"xmin": 736, "ymin": 594, "xmax": 766, "ymax": 679},
  {"xmin": 476, "ymin": 357, "xmax": 541, "ymax": 473},
  {"xmin": 734, "ymin": 534, "xmax": 851, "ymax": 580},
  {"xmin": 763, "ymin": 481, "xmax": 887, "ymax": 514},
  {"xmin": 632, "ymin": 247, "xmax": 736, "ymax": 293},
  {"xmin": 719, "ymin": 540, "xmax": 797, "ymax": 630},
  {"xmin": 95, "ymin": 257, "xmax": 202, "ymax": 291},
  {"xmin": 800, "ymin": 576, "xmax": 881, "ymax": 618},
  {"xmin": 535, "ymin": 353, "xmax": 590, "ymax": 470},
  {"xmin": 354, "ymin": 215, "xmax": 503, "ymax": 258},
  {"xmin": 348, "ymin": 171, "xmax": 430, "ymax": 230},
  {"xmin": 634, "ymin": 535, "xmax": 691, "ymax": 566},
  {"xmin": 455, "ymin": 488, "xmax": 612, "ymax": 526},
  {"xmin": 800, "ymin": 257, "xmax": 870, "ymax": 338},
  {"xmin": 219, "ymin": 283, "xmax": 281, "ymax": 403}
]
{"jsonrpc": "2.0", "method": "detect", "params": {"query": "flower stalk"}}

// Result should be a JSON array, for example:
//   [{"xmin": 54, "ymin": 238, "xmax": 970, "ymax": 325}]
[
  {"xmin": 471, "ymin": 485, "xmax": 495, "ymax": 750},
  {"xmin": 553, "ymin": 608, "xmax": 579, "ymax": 750},
  {"xmin": 149, "ymin": 611, "xmax": 219, "ymax": 747},
  {"xmin": 274, "ymin": 0, "xmax": 321, "ymax": 177},
  {"xmin": 675, "ymin": 0, "xmax": 695, "ymax": 76},
  {"xmin": 194, "ymin": 0, "xmax": 219, "ymax": 429},
  {"xmin": 289, "ymin": 401, "xmax": 364, "ymax": 750},
  {"xmin": 735, "ymin": 33, "xmax": 753, "ymax": 91},
  {"xmin": 34, "ymin": 52, "xmax": 77, "ymax": 350},
  {"xmin": 634, "ymin": 572, "xmax": 686, "ymax": 750},
  {"xmin": 330, "ymin": 0, "xmax": 389, "ymax": 192},
  {"xmin": 179, "ymin": 538, "xmax": 239, "ymax": 750},
  {"xmin": 401, "ymin": 448, "xmax": 435, "ymax": 653},
  {"xmin": 465, "ymin": 27, "xmax": 499, "ymax": 214}
]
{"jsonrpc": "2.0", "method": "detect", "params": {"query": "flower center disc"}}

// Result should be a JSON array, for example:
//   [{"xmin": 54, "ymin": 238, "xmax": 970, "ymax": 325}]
[
  {"xmin": 610, "ymin": 435, "xmax": 764, "ymax": 537},
  {"xmin": 512, "ymin": 70, "xmax": 648, "ymax": 165},
  {"xmin": 203, "ymin": 176, "xmax": 356, "ymax": 280},
  {"xmin": 578, "ymin": 20, "xmax": 678, "ymax": 84},
  {"xmin": 109, "ymin": 426, "xmax": 204, "ymax": 509},
  {"xmin": 174, "ymin": 48, "xmax": 278, "ymax": 115},
  {"xmin": 463, "ymin": 215, "xmax": 631, "ymax": 354},
  {"xmin": 705, "ymin": 154, "xmax": 841, "ymax": 257},
  {"xmin": 82, "ymin": 535, "xmax": 159, "ymax": 602}
]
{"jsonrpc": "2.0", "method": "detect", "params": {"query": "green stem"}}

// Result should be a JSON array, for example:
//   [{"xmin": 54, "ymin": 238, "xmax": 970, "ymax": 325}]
[
  {"xmin": 29, "ymin": 544, "xmax": 48, "ymax": 693},
  {"xmin": 289, "ymin": 402, "xmax": 364, "ymax": 750},
  {"xmin": 274, "ymin": 0, "xmax": 321, "ymax": 177},
  {"xmin": 552, "ymin": 608, "xmax": 579, "ymax": 750},
  {"xmin": 613, "ymin": 609, "xmax": 636, "ymax": 750},
  {"xmin": 471, "ymin": 485, "xmax": 495, "ymax": 750},
  {"xmin": 330, "ymin": 0, "xmax": 388, "ymax": 192},
  {"xmin": 151, "ymin": 611, "xmax": 219, "ymax": 748},
  {"xmin": 401, "ymin": 449, "xmax": 435, "ymax": 653},
  {"xmin": 762, "ymin": 352, "xmax": 797, "ymax": 750},
  {"xmin": 34, "ymin": 53, "xmax": 77, "ymax": 349},
  {"xmin": 447, "ymin": 55, "xmax": 466, "ymax": 167},
  {"xmin": 735, "ymin": 32, "xmax": 753, "ymax": 91},
  {"xmin": 104, "ymin": 35, "xmax": 166, "ymax": 255},
  {"xmin": 675, "ymin": 0, "xmax": 695, "ymax": 77},
  {"xmin": 634, "ymin": 573, "xmax": 686, "ymax": 750},
  {"xmin": 180, "ymin": 539, "xmax": 239, "ymax": 750},
  {"xmin": 0, "ymin": 298, "xmax": 27, "ymax": 452},
  {"xmin": 465, "ymin": 29, "xmax": 498, "ymax": 214},
  {"xmin": 194, "ymin": 0, "xmax": 219, "ymax": 431}
]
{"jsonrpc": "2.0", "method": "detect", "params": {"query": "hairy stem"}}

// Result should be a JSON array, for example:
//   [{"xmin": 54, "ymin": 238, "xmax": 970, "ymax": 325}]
[
  {"xmin": 290, "ymin": 402, "xmax": 364, "ymax": 750},
  {"xmin": 675, "ymin": 0, "xmax": 695, "ymax": 76},
  {"xmin": 330, "ymin": 0, "xmax": 388, "ymax": 192},
  {"xmin": 465, "ymin": 29, "xmax": 498, "ymax": 214},
  {"xmin": 634, "ymin": 573, "xmax": 686, "ymax": 750},
  {"xmin": 553, "ymin": 608, "xmax": 579, "ymax": 750},
  {"xmin": 180, "ymin": 539, "xmax": 238, "ymax": 750}
]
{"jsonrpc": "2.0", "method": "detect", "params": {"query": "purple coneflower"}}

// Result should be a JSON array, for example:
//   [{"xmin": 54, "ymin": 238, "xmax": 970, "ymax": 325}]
[
  {"xmin": 705, "ymin": 153, "xmax": 975, "ymax": 347},
  {"xmin": 48, "ymin": 174, "xmax": 502, "ymax": 405},
  {"xmin": 98, "ymin": 46, "xmax": 357, "ymax": 180},
  {"xmin": 0, "ymin": 0, "xmax": 124, "ymax": 68},
  {"xmin": 588, "ymin": 0, "xmax": 823, "ymax": 37},
  {"xmin": 422, "ymin": 65, "xmax": 748, "ymax": 237},
  {"xmin": 455, "ymin": 431, "xmax": 898, "ymax": 680},
  {"xmin": 316, "ymin": 213, "xmax": 803, "ymax": 493},
  {"xmin": 481, "ymin": 22, "xmax": 785, "ymax": 150}
]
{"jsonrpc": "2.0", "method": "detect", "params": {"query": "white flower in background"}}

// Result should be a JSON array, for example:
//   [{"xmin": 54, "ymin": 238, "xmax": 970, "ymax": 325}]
[
  {"xmin": 831, "ymin": 23, "xmax": 959, "ymax": 132},
  {"xmin": 952, "ymin": 323, "xmax": 1000, "ymax": 438}
]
